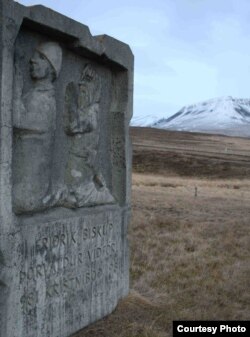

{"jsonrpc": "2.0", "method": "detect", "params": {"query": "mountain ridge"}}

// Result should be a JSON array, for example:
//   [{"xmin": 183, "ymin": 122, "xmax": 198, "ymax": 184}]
[{"xmin": 131, "ymin": 96, "xmax": 250, "ymax": 138}]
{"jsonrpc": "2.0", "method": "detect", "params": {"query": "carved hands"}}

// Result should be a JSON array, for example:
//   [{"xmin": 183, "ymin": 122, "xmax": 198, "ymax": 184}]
[{"xmin": 68, "ymin": 106, "xmax": 97, "ymax": 134}]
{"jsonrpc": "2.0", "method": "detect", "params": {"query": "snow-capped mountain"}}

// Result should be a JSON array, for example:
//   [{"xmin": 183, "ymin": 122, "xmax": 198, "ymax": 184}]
[
  {"xmin": 130, "ymin": 114, "xmax": 160, "ymax": 127},
  {"xmin": 132, "ymin": 96, "xmax": 250, "ymax": 137}
]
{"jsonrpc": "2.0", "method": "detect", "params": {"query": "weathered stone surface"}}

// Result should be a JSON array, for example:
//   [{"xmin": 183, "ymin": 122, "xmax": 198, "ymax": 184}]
[{"xmin": 0, "ymin": 1, "xmax": 133, "ymax": 336}]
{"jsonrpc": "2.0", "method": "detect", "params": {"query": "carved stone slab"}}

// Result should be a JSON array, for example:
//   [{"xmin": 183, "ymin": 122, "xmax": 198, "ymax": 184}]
[{"xmin": 0, "ymin": 1, "xmax": 133, "ymax": 336}]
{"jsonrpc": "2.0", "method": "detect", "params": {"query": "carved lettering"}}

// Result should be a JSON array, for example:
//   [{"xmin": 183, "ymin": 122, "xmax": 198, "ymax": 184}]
[
  {"xmin": 20, "ymin": 271, "xmax": 26, "ymax": 284},
  {"xmin": 43, "ymin": 238, "xmax": 49, "ymax": 250},
  {"xmin": 46, "ymin": 282, "xmax": 60, "ymax": 298},
  {"xmin": 20, "ymin": 253, "xmax": 85, "ymax": 284},
  {"xmin": 52, "ymin": 235, "xmax": 59, "ymax": 248},
  {"xmin": 61, "ymin": 233, "xmax": 66, "ymax": 246},
  {"xmin": 36, "ymin": 265, "xmax": 43, "ymax": 278},
  {"xmin": 87, "ymin": 242, "xmax": 116, "ymax": 262},
  {"xmin": 19, "ymin": 217, "xmax": 120, "ymax": 327},
  {"xmin": 27, "ymin": 267, "xmax": 34, "ymax": 280},
  {"xmin": 20, "ymin": 291, "xmax": 38, "ymax": 313},
  {"xmin": 78, "ymin": 252, "xmax": 83, "ymax": 264},
  {"xmin": 83, "ymin": 223, "xmax": 113, "ymax": 241},
  {"xmin": 43, "ymin": 269, "xmax": 103, "ymax": 299},
  {"xmin": 35, "ymin": 231, "xmax": 77, "ymax": 252},
  {"xmin": 71, "ymin": 231, "xmax": 77, "ymax": 244},
  {"xmin": 83, "ymin": 228, "xmax": 88, "ymax": 240}
]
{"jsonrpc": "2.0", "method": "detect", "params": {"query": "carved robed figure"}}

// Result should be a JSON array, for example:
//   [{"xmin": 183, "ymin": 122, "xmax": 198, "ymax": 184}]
[
  {"xmin": 63, "ymin": 64, "xmax": 115, "ymax": 207},
  {"xmin": 13, "ymin": 42, "xmax": 62, "ymax": 213}
]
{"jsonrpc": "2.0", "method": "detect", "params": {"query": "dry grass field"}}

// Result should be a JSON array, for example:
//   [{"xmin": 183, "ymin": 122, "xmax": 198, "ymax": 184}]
[{"xmin": 75, "ymin": 127, "xmax": 250, "ymax": 337}]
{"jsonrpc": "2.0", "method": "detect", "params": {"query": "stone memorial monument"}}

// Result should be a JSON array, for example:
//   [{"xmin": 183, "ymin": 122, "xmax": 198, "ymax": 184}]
[{"xmin": 0, "ymin": 1, "xmax": 133, "ymax": 336}]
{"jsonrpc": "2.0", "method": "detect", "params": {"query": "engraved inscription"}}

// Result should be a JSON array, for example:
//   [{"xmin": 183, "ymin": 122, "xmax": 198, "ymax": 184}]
[
  {"xmin": 19, "ymin": 215, "xmax": 121, "ymax": 322},
  {"xmin": 19, "ymin": 253, "xmax": 84, "ymax": 284},
  {"xmin": 83, "ymin": 222, "xmax": 113, "ymax": 240},
  {"xmin": 87, "ymin": 242, "xmax": 116, "ymax": 262},
  {"xmin": 35, "ymin": 231, "xmax": 77, "ymax": 252}
]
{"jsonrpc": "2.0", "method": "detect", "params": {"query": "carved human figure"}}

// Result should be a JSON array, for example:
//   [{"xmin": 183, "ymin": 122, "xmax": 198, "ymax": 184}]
[
  {"xmin": 63, "ymin": 64, "xmax": 115, "ymax": 207},
  {"xmin": 13, "ymin": 42, "xmax": 62, "ymax": 213}
]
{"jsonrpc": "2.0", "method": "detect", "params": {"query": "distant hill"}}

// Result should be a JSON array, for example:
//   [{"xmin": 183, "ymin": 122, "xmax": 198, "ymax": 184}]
[
  {"xmin": 131, "ymin": 96, "xmax": 250, "ymax": 137},
  {"xmin": 130, "ymin": 126, "xmax": 250, "ymax": 178}
]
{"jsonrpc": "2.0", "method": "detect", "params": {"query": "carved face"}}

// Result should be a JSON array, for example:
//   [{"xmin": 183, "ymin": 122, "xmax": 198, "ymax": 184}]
[{"xmin": 29, "ymin": 51, "xmax": 52, "ymax": 80}]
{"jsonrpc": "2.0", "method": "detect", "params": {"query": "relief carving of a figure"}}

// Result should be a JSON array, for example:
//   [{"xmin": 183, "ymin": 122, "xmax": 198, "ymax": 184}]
[
  {"xmin": 13, "ymin": 42, "xmax": 62, "ymax": 213},
  {"xmin": 63, "ymin": 64, "xmax": 115, "ymax": 207}
]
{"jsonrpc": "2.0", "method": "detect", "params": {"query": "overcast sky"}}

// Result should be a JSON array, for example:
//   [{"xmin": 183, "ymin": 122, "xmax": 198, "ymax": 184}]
[{"xmin": 16, "ymin": 0, "xmax": 250, "ymax": 119}]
